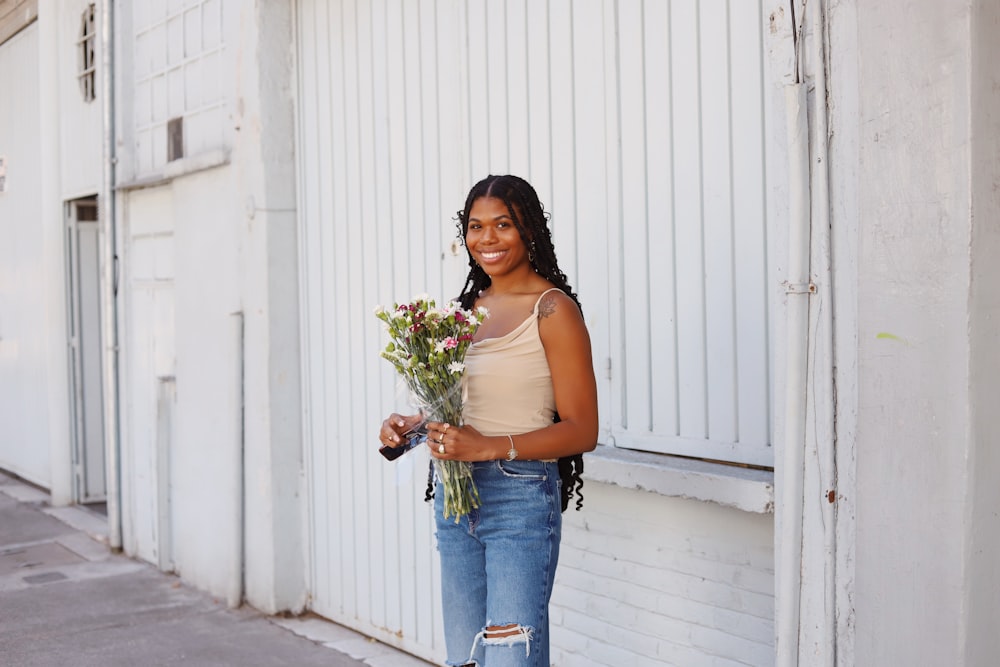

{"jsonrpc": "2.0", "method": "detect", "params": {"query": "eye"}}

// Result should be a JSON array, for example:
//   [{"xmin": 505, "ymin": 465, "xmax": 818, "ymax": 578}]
[{"xmin": 468, "ymin": 223, "xmax": 482, "ymax": 231}]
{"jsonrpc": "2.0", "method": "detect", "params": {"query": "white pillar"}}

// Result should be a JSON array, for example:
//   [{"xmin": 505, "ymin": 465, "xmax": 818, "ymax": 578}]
[
  {"xmin": 38, "ymin": 0, "xmax": 73, "ymax": 506},
  {"xmin": 234, "ymin": 1, "xmax": 306, "ymax": 613}
]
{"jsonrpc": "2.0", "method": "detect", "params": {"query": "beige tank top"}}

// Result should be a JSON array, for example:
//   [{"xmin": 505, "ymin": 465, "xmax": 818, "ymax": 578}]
[{"xmin": 462, "ymin": 288, "xmax": 561, "ymax": 446}]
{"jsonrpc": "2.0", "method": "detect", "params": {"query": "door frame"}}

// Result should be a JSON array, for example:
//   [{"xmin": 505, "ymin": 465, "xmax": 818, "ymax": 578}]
[{"xmin": 65, "ymin": 195, "xmax": 107, "ymax": 504}]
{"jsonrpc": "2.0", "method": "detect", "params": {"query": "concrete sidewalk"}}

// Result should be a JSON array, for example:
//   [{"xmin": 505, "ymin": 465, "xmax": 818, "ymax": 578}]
[{"xmin": 0, "ymin": 471, "xmax": 431, "ymax": 667}]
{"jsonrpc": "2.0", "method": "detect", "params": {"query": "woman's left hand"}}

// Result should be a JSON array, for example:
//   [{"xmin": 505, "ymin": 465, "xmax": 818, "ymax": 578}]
[{"xmin": 425, "ymin": 421, "xmax": 486, "ymax": 461}]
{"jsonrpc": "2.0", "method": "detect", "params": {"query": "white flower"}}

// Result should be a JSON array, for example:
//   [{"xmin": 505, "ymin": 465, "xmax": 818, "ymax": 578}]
[
  {"xmin": 412, "ymin": 292, "xmax": 430, "ymax": 303},
  {"xmin": 477, "ymin": 306, "xmax": 490, "ymax": 318},
  {"xmin": 374, "ymin": 305, "xmax": 385, "ymax": 316},
  {"xmin": 447, "ymin": 361, "xmax": 465, "ymax": 374},
  {"xmin": 434, "ymin": 339, "xmax": 447, "ymax": 353}
]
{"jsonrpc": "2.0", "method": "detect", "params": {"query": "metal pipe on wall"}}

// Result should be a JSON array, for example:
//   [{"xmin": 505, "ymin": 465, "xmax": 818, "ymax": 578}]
[
  {"xmin": 229, "ymin": 310, "xmax": 246, "ymax": 608},
  {"xmin": 776, "ymin": 81, "xmax": 811, "ymax": 667},
  {"xmin": 99, "ymin": 0, "xmax": 122, "ymax": 550}
]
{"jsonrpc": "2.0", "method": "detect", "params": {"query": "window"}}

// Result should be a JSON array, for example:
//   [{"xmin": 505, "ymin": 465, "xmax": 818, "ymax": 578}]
[
  {"xmin": 78, "ymin": 4, "xmax": 96, "ymax": 103},
  {"xmin": 130, "ymin": 0, "xmax": 227, "ymax": 174}
]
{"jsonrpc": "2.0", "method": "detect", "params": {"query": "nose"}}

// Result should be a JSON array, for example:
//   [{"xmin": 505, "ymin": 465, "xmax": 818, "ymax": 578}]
[{"xmin": 481, "ymin": 225, "xmax": 497, "ymax": 242}]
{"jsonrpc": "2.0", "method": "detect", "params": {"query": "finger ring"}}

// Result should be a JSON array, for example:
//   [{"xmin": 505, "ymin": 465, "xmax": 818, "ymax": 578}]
[
  {"xmin": 438, "ymin": 443, "xmax": 446, "ymax": 454},
  {"xmin": 439, "ymin": 434, "xmax": 444, "ymax": 443},
  {"xmin": 443, "ymin": 424, "xmax": 450, "ymax": 432}
]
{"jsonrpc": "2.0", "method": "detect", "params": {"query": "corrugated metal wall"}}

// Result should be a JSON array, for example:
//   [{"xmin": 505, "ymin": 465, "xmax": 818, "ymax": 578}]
[{"xmin": 296, "ymin": 0, "xmax": 775, "ymax": 661}]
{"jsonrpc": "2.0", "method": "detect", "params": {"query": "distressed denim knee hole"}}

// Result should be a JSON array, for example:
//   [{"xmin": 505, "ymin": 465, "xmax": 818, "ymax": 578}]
[{"xmin": 475, "ymin": 623, "xmax": 534, "ymax": 659}]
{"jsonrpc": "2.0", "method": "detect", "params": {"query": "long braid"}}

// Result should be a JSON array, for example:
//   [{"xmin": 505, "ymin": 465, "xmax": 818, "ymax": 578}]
[{"xmin": 430, "ymin": 174, "xmax": 587, "ymax": 512}]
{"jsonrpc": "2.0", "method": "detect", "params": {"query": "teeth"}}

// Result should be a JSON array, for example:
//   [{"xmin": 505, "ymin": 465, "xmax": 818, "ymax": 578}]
[{"xmin": 481, "ymin": 251, "xmax": 505, "ymax": 259}]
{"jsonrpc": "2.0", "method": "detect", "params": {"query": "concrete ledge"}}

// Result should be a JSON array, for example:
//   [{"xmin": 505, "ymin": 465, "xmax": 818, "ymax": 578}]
[
  {"xmin": 272, "ymin": 616, "xmax": 431, "ymax": 666},
  {"xmin": 583, "ymin": 445, "xmax": 774, "ymax": 514},
  {"xmin": 117, "ymin": 149, "xmax": 230, "ymax": 191},
  {"xmin": 43, "ymin": 506, "xmax": 109, "ymax": 545},
  {"xmin": 0, "ymin": 480, "xmax": 49, "ymax": 504}
]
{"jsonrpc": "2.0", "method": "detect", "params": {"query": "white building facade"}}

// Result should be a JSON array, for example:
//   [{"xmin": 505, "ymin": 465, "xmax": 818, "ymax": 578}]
[
  {"xmin": 0, "ymin": 0, "xmax": 106, "ymax": 506},
  {"xmin": 2, "ymin": 1, "xmax": 998, "ymax": 666}
]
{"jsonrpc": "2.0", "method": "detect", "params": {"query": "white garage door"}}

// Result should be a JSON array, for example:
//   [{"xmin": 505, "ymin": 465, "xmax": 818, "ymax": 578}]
[{"xmin": 296, "ymin": 0, "xmax": 779, "ymax": 661}]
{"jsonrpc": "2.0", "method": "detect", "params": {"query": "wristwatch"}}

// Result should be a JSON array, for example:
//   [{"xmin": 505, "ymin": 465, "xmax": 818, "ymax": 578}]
[{"xmin": 505, "ymin": 434, "xmax": 518, "ymax": 461}]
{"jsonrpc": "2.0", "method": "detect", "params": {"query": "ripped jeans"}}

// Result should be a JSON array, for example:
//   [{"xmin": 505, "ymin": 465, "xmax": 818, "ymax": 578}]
[{"xmin": 435, "ymin": 459, "xmax": 562, "ymax": 667}]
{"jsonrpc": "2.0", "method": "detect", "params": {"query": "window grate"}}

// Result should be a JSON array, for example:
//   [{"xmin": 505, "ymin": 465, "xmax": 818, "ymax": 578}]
[{"xmin": 78, "ymin": 4, "xmax": 97, "ymax": 103}]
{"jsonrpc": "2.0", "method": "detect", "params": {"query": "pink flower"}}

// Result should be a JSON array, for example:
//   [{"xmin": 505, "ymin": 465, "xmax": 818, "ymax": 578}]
[{"xmin": 443, "ymin": 337, "xmax": 458, "ymax": 350}]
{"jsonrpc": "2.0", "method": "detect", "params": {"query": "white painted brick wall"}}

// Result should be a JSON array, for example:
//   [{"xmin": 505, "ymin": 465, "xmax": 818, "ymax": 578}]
[{"xmin": 551, "ymin": 481, "xmax": 774, "ymax": 666}]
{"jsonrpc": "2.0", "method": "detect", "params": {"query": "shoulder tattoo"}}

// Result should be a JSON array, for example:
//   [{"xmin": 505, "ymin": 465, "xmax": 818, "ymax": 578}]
[{"xmin": 538, "ymin": 292, "xmax": 558, "ymax": 319}]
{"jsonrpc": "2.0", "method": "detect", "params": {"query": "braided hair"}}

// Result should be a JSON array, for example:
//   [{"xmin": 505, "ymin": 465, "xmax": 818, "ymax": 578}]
[{"xmin": 424, "ymin": 175, "xmax": 586, "ymax": 512}]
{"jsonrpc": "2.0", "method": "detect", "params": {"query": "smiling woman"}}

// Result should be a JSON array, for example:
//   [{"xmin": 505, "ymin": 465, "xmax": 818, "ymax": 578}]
[
  {"xmin": 379, "ymin": 174, "xmax": 599, "ymax": 666},
  {"xmin": 465, "ymin": 197, "xmax": 530, "ymax": 278}
]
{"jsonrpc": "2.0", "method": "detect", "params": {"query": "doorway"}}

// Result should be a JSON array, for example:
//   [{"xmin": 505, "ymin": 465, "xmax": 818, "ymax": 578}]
[{"xmin": 66, "ymin": 196, "xmax": 106, "ymax": 504}]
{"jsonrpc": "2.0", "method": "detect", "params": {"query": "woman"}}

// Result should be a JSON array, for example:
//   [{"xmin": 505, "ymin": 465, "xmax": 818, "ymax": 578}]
[{"xmin": 379, "ymin": 174, "xmax": 598, "ymax": 666}]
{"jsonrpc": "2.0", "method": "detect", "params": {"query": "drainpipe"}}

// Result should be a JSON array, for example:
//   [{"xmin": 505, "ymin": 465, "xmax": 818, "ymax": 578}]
[
  {"xmin": 100, "ymin": 0, "xmax": 122, "ymax": 551},
  {"xmin": 777, "ymin": 3, "xmax": 835, "ymax": 664},
  {"xmin": 776, "ymin": 80, "xmax": 811, "ymax": 667},
  {"xmin": 230, "ymin": 310, "xmax": 246, "ymax": 607}
]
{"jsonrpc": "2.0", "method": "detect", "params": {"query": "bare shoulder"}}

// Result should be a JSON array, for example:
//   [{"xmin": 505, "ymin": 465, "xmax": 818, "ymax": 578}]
[
  {"xmin": 536, "ymin": 290, "xmax": 588, "ymax": 341},
  {"xmin": 537, "ymin": 289, "xmax": 579, "ymax": 320},
  {"xmin": 537, "ymin": 289, "xmax": 593, "ymax": 370}
]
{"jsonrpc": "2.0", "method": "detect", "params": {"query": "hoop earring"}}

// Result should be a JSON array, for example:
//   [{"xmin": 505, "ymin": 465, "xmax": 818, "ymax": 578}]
[{"xmin": 528, "ymin": 240, "xmax": 536, "ymax": 263}]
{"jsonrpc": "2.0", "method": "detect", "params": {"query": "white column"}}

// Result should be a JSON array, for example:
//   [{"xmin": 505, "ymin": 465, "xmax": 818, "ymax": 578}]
[
  {"xmin": 234, "ymin": 1, "xmax": 306, "ymax": 613},
  {"xmin": 38, "ymin": 0, "xmax": 73, "ymax": 506}
]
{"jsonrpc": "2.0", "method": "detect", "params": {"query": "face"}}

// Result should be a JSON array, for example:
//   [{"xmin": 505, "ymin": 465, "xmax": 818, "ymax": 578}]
[{"xmin": 466, "ymin": 196, "xmax": 531, "ymax": 277}]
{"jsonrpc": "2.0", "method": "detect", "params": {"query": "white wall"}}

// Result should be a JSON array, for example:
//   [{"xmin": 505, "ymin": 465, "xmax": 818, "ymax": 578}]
[
  {"xmin": 57, "ymin": 0, "xmax": 102, "ymax": 199},
  {"xmin": 118, "ymin": 166, "xmax": 248, "ymax": 600},
  {"xmin": 0, "ymin": 1, "xmax": 108, "ymax": 503},
  {"xmin": 232, "ymin": 0, "xmax": 304, "ymax": 614},
  {"xmin": 169, "ymin": 166, "xmax": 243, "ymax": 597},
  {"xmin": 0, "ymin": 19, "xmax": 71, "ymax": 491},
  {"xmin": 837, "ymin": 2, "xmax": 997, "ymax": 664},
  {"xmin": 964, "ymin": 0, "xmax": 1000, "ymax": 662},
  {"xmin": 115, "ymin": 0, "xmax": 303, "ymax": 611},
  {"xmin": 0, "ymin": 22, "xmax": 49, "ymax": 484}
]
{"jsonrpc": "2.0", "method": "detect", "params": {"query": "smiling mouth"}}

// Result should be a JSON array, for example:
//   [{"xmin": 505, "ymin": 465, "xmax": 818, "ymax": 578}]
[{"xmin": 479, "ymin": 250, "xmax": 507, "ymax": 261}]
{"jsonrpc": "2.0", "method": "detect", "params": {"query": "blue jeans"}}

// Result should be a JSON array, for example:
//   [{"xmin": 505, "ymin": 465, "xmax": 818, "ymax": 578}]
[{"xmin": 434, "ymin": 459, "xmax": 562, "ymax": 666}]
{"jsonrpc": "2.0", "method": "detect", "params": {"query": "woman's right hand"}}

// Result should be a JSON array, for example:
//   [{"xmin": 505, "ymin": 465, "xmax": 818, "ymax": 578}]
[{"xmin": 379, "ymin": 412, "xmax": 424, "ymax": 449}]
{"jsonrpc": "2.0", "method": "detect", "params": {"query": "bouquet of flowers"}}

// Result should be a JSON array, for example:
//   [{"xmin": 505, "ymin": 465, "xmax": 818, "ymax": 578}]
[{"xmin": 375, "ymin": 295, "xmax": 489, "ymax": 521}]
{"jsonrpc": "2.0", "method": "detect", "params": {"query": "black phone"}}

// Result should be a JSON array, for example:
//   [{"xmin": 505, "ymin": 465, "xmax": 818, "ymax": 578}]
[{"xmin": 379, "ymin": 420, "xmax": 428, "ymax": 461}]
